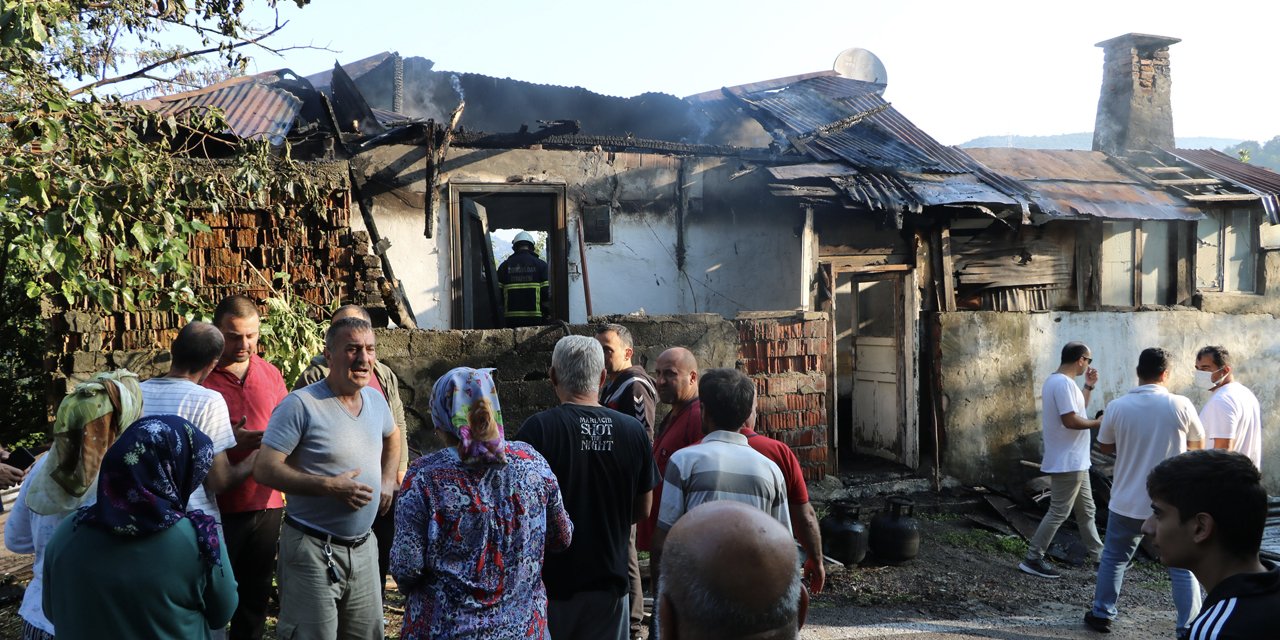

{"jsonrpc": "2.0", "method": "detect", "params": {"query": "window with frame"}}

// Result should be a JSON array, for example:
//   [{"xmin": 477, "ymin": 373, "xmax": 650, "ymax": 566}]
[
  {"xmin": 1195, "ymin": 209, "xmax": 1257, "ymax": 293},
  {"xmin": 1100, "ymin": 220, "xmax": 1176, "ymax": 307}
]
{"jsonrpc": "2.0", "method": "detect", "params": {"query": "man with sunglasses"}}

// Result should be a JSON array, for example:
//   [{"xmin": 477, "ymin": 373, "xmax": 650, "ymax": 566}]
[{"xmin": 1019, "ymin": 341, "xmax": 1104, "ymax": 579}]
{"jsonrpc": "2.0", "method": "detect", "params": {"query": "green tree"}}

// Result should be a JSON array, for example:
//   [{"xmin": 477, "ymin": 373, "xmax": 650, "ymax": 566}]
[{"xmin": 0, "ymin": 0, "xmax": 322, "ymax": 443}]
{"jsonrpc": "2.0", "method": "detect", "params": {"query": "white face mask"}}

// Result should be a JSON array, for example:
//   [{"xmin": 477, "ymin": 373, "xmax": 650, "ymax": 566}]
[{"xmin": 1193, "ymin": 368, "xmax": 1222, "ymax": 390}]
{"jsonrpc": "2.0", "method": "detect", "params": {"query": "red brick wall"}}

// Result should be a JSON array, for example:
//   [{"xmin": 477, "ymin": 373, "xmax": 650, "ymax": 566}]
[
  {"xmin": 736, "ymin": 312, "xmax": 830, "ymax": 480},
  {"xmin": 48, "ymin": 172, "xmax": 384, "ymax": 397}
]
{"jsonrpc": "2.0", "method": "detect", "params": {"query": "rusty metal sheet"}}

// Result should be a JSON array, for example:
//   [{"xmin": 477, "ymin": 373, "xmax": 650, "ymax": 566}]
[
  {"xmin": 1166, "ymin": 147, "xmax": 1280, "ymax": 223},
  {"xmin": 133, "ymin": 71, "xmax": 303, "ymax": 145},
  {"xmin": 966, "ymin": 148, "xmax": 1140, "ymax": 183},
  {"xmin": 967, "ymin": 148, "xmax": 1202, "ymax": 220}
]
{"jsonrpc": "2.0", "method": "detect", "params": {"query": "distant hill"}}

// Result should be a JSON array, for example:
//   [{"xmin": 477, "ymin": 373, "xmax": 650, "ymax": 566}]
[{"xmin": 959, "ymin": 132, "xmax": 1245, "ymax": 151}]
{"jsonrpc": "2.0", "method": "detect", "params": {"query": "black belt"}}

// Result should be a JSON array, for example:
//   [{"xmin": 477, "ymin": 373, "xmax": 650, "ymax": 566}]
[{"xmin": 284, "ymin": 515, "xmax": 371, "ymax": 548}]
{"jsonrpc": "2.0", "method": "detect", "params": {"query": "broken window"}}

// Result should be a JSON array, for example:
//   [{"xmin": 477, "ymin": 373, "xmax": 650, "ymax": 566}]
[
  {"xmin": 1101, "ymin": 220, "xmax": 1177, "ymax": 307},
  {"xmin": 581, "ymin": 205, "xmax": 612, "ymax": 244},
  {"xmin": 449, "ymin": 185, "xmax": 568, "ymax": 329},
  {"xmin": 1196, "ymin": 209, "xmax": 1257, "ymax": 293}
]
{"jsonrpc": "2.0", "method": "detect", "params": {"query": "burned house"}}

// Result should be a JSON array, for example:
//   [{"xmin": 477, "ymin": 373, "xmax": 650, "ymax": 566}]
[{"xmin": 96, "ymin": 32, "xmax": 1280, "ymax": 491}]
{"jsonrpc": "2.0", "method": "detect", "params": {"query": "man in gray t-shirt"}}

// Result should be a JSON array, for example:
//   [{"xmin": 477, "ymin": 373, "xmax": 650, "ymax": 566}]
[{"xmin": 254, "ymin": 317, "xmax": 399, "ymax": 640}]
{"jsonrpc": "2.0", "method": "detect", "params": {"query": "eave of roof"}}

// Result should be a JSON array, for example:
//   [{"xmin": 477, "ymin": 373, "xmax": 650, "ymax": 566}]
[
  {"xmin": 965, "ymin": 148, "xmax": 1202, "ymax": 221},
  {"xmin": 131, "ymin": 70, "xmax": 305, "ymax": 145},
  {"xmin": 1165, "ymin": 148, "xmax": 1280, "ymax": 223}
]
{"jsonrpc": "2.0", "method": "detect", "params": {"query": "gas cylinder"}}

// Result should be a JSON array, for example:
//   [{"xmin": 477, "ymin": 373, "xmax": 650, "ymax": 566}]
[
  {"xmin": 819, "ymin": 500, "xmax": 869, "ymax": 566},
  {"xmin": 869, "ymin": 496, "xmax": 921, "ymax": 562}
]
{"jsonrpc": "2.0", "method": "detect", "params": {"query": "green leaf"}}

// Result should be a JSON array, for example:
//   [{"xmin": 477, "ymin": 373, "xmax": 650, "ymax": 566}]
[
  {"xmin": 30, "ymin": 11, "xmax": 47, "ymax": 45},
  {"xmin": 130, "ymin": 221, "xmax": 152, "ymax": 253},
  {"xmin": 84, "ymin": 226, "xmax": 102, "ymax": 256}
]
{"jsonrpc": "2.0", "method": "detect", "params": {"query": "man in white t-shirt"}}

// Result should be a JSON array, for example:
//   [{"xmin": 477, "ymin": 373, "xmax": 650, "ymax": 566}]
[
  {"xmin": 1193, "ymin": 345, "xmax": 1262, "ymax": 469},
  {"xmin": 1019, "ymin": 342, "xmax": 1104, "ymax": 579},
  {"xmin": 1085, "ymin": 347, "xmax": 1205, "ymax": 636},
  {"xmin": 139, "ymin": 321, "xmax": 257, "ymax": 524}
]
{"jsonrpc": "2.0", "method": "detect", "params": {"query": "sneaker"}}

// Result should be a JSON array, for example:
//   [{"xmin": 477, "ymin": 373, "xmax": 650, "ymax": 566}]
[
  {"xmin": 1018, "ymin": 557, "xmax": 1061, "ymax": 579},
  {"xmin": 1083, "ymin": 611, "xmax": 1112, "ymax": 633}
]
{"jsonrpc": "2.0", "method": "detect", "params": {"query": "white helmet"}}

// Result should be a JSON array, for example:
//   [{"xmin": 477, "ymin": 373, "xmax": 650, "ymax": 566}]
[{"xmin": 513, "ymin": 231, "xmax": 536, "ymax": 251}]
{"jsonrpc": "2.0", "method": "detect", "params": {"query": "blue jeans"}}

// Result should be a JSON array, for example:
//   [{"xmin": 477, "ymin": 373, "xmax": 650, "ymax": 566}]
[{"xmin": 1091, "ymin": 512, "xmax": 1202, "ymax": 631}]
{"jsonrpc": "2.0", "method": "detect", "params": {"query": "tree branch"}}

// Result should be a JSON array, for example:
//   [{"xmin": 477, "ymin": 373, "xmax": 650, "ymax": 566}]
[{"xmin": 68, "ymin": 21, "xmax": 288, "ymax": 97}]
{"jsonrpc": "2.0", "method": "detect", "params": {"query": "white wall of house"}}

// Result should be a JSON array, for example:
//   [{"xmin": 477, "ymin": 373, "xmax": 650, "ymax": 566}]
[{"xmin": 357, "ymin": 145, "xmax": 807, "ymax": 328}]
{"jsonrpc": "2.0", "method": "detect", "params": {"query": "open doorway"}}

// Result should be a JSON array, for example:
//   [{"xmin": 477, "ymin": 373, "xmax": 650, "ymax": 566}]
[
  {"xmin": 448, "ymin": 184, "xmax": 568, "ymax": 329},
  {"xmin": 832, "ymin": 268, "xmax": 919, "ymax": 469}
]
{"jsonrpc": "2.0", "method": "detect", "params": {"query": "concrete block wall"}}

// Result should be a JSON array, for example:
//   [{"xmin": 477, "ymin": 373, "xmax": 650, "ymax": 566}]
[
  {"xmin": 51, "ymin": 312, "xmax": 834, "ymax": 486},
  {"xmin": 375, "ymin": 314, "xmax": 741, "ymax": 453},
  {"xmin": 735, "ymin": 311, "xmax": 830, "ymax": 481}
]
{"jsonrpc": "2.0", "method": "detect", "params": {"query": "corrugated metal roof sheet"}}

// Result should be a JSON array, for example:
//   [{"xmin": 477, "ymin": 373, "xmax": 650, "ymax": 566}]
[
  {"xmin": 966, "ymin": 148, "xmax": 1202, "ymax": 220},
  {"xmin": 133, "ymin": 71, "xmax": 304, "ymax": 145},
  {"xmin": 828, "ymin": 170, "xmax": 1020, "ymax": 218},
  {"xmin": 1166, "ymin": 148, "xmax": 1280, "ymax": 223},
  {"xmin": 733, "ymin": 76, "xmax": 1033, "ymax": 211}
]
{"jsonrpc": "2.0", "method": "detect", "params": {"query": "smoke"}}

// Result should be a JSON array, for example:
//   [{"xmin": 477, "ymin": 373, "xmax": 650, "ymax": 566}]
[{"xmin": 450, "ymin": 73, "xmax": 465, "ymax": 103}]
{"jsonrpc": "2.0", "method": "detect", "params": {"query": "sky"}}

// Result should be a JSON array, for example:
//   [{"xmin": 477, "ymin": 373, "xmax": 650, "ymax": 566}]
[{"xmin": 228, "ymin": 0, "xmax": 1279, "ymax": 146}]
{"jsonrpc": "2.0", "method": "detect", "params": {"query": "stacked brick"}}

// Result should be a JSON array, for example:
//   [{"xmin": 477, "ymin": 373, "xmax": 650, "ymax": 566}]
[
  {"xmin": 49, "ymin": 168, "xmax": 385, "ymax": 400},
  {"xmin": 734, "ymin": 311, "xmax": 830, "ymax": 481}
]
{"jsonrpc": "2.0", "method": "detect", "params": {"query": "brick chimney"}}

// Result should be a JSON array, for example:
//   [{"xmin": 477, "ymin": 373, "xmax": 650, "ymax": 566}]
[{"xmin": 1092, "ymin": 33, "xmax": 1181, "ymax": 156}]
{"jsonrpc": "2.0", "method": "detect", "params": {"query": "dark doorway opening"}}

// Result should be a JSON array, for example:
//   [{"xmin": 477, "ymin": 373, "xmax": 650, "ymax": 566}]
[{"xmin": 449, "ymin": 185, "xmax": 568, "ymax": 329}]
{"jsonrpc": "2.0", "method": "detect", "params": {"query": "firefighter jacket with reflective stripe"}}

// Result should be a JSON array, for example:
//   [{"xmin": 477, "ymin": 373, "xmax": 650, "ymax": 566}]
[{"xmin": 497, "ymin": 249, "xmax": 550, "ymax": 321}]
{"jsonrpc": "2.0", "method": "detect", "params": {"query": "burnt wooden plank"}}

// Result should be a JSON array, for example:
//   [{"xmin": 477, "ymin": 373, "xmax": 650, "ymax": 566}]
[
  {"xmin": 983, "ymin": 494, "xmax": 1041, "ymax": 541},
  {"xmin": 939, "ymin": 225, "xmax": 957, "ymax": 312}
]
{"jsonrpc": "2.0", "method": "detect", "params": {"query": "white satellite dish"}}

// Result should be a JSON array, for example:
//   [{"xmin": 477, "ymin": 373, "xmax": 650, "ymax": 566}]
[{"xmin": 833, "ymin": 48, "xmax": 888, "ymax": 86}]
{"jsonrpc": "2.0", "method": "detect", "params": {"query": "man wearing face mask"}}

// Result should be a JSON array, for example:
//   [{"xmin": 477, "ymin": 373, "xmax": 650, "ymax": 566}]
[{"xmin": 1194, "ymin": 346, "xmax": 1262, "ymax": 469}]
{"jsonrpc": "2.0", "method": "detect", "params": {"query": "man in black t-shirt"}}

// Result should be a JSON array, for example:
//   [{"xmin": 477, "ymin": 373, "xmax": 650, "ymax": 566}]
[
  {"xmin": 515, "ymin": 335, "xmax": 660, "ymax": 640},
  {"xmin": 1143, "ymin": 450, "xmax": 1279, "ymax": 639}
]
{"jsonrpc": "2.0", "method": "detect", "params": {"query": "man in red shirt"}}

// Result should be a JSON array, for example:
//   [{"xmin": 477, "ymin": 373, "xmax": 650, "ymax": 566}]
[
  {"xmin": 741, "ymin": 408, "xmax": 825, "ymax": 594},
  {"xmin": 637, "ymin": 347, "xmax": 703, "ymax": 552},
  {"xmin": 201, "ymin": 295, "xmax": 289, "ymax": 640}
]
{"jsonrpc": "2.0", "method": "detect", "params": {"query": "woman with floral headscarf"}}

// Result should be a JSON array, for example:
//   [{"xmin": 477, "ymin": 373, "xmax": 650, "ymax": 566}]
[
  {"xmin": 42, "ymin": 414, "xmax": 238, "ymax": 640},
  {"xmin": 391, "ymin": 367, "xmax": 573, "ymax": 639}
]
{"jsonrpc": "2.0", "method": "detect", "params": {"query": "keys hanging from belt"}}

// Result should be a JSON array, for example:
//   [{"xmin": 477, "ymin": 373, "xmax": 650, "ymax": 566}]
[{"xmin": 323, "ymin": 541, "xmax": 341, "ymax": 584}]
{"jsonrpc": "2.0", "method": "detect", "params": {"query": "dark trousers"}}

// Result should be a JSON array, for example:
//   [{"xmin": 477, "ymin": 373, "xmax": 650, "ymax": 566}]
[
  {"xmin": 372, "ymin": 496, "xmax": 396, "ymax": 588},
  {"xmin": 223, "ymin": 507, "xmax": 284, "ymax": 640}
]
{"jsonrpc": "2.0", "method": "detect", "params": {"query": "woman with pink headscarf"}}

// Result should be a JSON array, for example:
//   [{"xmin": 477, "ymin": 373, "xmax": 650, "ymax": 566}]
[{"xmin": 391, "ymin": 367, "xmax": 573, "ymax": 639}]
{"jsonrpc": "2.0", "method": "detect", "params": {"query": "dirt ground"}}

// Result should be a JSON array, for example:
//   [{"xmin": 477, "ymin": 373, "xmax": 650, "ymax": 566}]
[
  {"xmin": 0, "ymin": 491, "xmax": 1184, "ymax": 639},
  {"xmin": 803, "ymin": 510, "xmax": 1183, "ymax": 639}
]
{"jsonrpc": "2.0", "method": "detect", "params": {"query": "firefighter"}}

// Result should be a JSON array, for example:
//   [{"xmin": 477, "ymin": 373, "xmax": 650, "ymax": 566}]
[{"xmin": 497, "ymin": 231, "xmax": 551, "ymax": 327}]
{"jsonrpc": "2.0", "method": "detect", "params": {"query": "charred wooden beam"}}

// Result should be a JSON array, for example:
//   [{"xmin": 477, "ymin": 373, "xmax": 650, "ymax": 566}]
[{"xmin": 450, "ymin": 129, "xmax": 769, "ymax": 159}]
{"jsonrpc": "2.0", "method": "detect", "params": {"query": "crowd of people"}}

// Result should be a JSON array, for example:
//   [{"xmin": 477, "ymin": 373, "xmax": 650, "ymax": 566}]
[
  {"xmin": 2, "ymin": 302, "xmax": 1277, "ymax": 639},
  {"xmin": 1022, "ymin": 341, "xmax": 1277, "ymax": 638},
  {"xmin": 0, "ymin": 301, "xmax": 819, "ymax": 640}
]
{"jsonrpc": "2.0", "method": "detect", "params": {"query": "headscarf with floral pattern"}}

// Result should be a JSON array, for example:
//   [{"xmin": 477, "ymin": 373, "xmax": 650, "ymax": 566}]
[
  {"xmin": 74, "ymin": 414, "xmax": 221, "ymax": 566},
  {"xmin": 430, "ymin": 367, "xmax": 507, "ymax": 466}
]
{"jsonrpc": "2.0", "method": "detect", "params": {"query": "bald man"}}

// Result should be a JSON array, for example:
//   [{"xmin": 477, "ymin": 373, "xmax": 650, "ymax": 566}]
[
  {"xmin": 638, "ymin": 347, "xmax": 704, "ymax": 552},
  {"xmin": 658, "ymin": 501, "xmax": 807, "ymax": 640}
]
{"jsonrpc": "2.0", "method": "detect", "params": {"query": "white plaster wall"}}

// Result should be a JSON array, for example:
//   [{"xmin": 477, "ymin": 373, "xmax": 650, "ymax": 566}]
[
  {"xmin": 683, "ymin": 206, "xmax": 805, "ymax": 317},
  {"xmin": 382, "ymin": 147, "xmax": 807, "ymax": 326},
  {"xmin": 350, "ymin": 200, "xmax": 451, "ymax": 329},
  {"xmin": 1024, "ymin": 311, "xmax": 1280, "ymax": 490},
  {"xmin": 576, "ymin": 214, "xmax": 682, "ymax": 317}
]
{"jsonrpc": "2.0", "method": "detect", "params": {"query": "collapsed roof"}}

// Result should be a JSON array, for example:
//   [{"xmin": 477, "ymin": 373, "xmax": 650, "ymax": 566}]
[{"xmin": 133, "ymin": 50, "xmax": 1280, "ymax": 226}]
